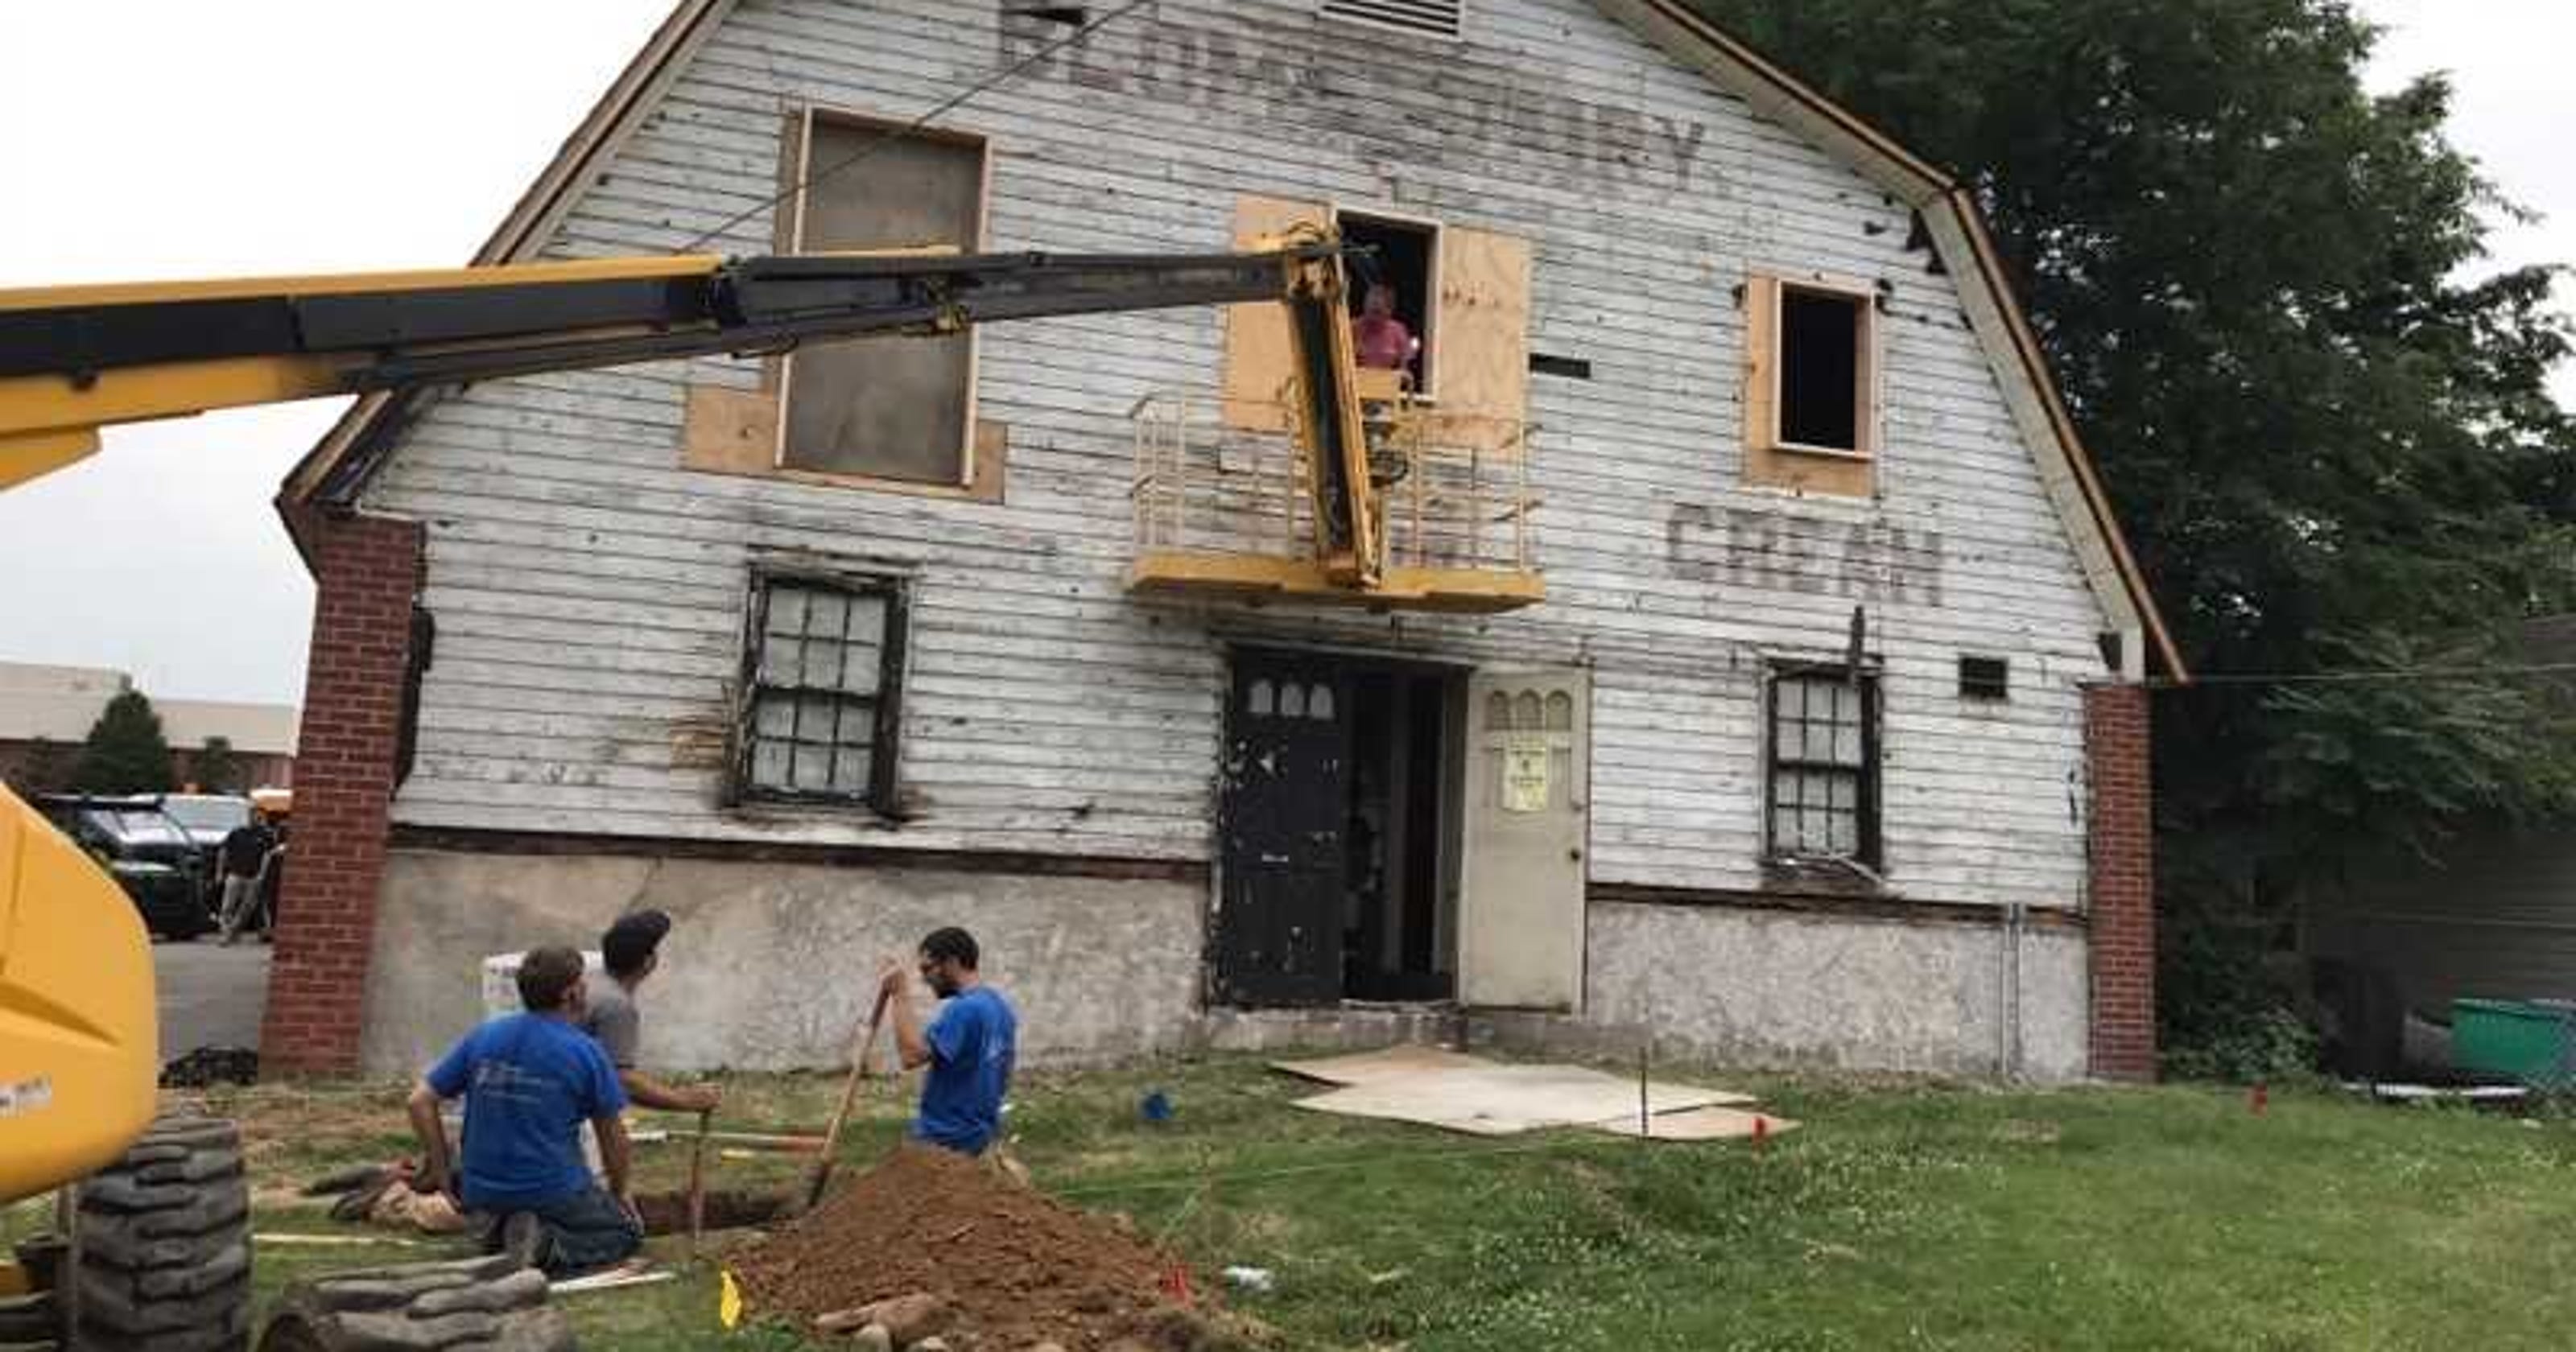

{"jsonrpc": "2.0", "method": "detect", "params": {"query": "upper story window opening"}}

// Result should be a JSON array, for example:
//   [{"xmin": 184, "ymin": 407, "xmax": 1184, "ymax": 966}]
[
  {"xmin": 1340, "ymin": 210, "xmax": 1439, "ymax": 398},
  {"xmin": 779, "ymin": 110, "xmax": 989, "ymax": 487},
  {"xmin": 1778, "ymin": 285, "xmax": 1871, "ymax": 453}
]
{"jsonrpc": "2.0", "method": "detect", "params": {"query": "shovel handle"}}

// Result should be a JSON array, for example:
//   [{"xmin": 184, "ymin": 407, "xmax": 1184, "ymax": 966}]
[
  {"xmin": 684, "ymin": 1109, "xmax": 710, "ymax": 1260},
  {"xmin": 803, "ymin": 987, "xmax": 894, "ymax": 1210}
]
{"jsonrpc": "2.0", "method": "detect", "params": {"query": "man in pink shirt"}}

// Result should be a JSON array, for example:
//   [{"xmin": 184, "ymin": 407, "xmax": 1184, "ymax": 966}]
[{"xmin": 1353, "ymin": 282, "xmax": 1418, "ymax": 384}]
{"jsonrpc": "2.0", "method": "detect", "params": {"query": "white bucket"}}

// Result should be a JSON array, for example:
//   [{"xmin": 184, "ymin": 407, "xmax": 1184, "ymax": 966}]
[{"xmin": 479, "ymin": 949, "xmax": 607, "ymax": 1022}]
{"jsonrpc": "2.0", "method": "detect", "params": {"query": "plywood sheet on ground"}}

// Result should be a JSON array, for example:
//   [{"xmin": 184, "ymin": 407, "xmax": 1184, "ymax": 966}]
[
  {"xmin": 1591, "ymin": 1107, "xmax": 1801, "ymax": 1142},
  {"xmin": 1292, "ymin": 1063, "xmax": 1754, "ymax": 1136},
  {"xmin": 1271, "ymin": 1045, "xmax": 1494, "ymax": 1086}
]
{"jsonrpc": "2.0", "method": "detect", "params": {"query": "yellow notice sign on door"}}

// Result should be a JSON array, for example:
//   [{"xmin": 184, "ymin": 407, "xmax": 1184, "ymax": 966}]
[{"xmin": 1504, "ymin": 739, "xmax": 1551, "ymax": 813}]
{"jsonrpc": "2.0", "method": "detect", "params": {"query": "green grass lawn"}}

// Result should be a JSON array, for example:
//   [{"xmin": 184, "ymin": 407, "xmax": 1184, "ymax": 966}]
[{"xmin": 14, "ymin": 1060, "xmax": 2576, "ymax": 1350}]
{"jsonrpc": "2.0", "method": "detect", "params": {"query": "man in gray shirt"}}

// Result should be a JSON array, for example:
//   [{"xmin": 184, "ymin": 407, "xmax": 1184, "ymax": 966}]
[{"xmin": 584, "ymin": 910, "xmax": 720, "ymax": 1115}]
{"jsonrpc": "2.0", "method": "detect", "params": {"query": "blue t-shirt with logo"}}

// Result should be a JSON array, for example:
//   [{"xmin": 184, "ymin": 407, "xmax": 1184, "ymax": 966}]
[
  {"xmin": 426, "ymin": 1012, "xmax": 627, "ymax": 1210},
  {"xmin": 914, "ymin": 986, "xmax": 1017, "ymax": 1154}
]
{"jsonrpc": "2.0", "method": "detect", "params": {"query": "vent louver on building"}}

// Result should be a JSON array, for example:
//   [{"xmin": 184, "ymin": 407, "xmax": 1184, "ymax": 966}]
[{"xmin": 1320, "ymin": 0, "xmax": 1464, "ymax": 39}]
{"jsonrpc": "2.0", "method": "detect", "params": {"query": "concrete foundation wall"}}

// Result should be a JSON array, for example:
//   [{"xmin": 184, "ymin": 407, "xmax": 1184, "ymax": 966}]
[
  {"xmin": 357, "ymin": 851, "xmax": 2089, "ymax": 1081},
  {"xmin": 356, "ymin": 849, "xmax": 1205, "ymax": 1078},
  {"xmin": 1577, "ymin": 903, "xmax": 2090, "ymax": 1081}
]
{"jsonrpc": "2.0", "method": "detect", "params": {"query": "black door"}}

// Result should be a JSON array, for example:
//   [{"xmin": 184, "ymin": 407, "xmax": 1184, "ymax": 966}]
[{"xmin": 1216, "ymin": 653, "xmax": 1348, "ymax": 1006}]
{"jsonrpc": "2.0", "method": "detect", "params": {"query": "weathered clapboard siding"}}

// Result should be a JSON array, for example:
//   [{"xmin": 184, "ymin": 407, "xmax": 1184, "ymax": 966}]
[
  {"xmin": 2311, "ymin": 827, "xmax": 2576, "ymax": 1012},
  {"xmin": 361, "ymin": 0, "xmax": 2113, "ymax": 912}
]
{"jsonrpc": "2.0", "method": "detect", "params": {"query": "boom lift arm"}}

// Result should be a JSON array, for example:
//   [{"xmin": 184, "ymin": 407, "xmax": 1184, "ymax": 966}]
[
  {"xmin": 0, "ymin": 237, "xmax": 1389, "ymax": 1206},
  {"xmin": 0, "ymin": 243, "xmax": 1384, "ymax": 583}
]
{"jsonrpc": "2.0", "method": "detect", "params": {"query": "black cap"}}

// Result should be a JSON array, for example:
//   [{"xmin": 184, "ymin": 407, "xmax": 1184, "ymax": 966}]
[{"xmin": 600, "ymin": 909, "xmax": 672, "ymax": 976}]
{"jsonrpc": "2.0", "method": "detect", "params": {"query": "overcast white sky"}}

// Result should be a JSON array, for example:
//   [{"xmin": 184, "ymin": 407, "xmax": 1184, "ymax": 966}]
[{"xmin": 0, "ymin": 2, "xmax": 2567, "ymax": 707}]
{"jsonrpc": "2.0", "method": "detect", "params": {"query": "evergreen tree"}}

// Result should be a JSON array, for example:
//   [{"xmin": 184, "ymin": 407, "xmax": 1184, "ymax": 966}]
[
  {"xmin": 76, "ymin": 690, "xmax": 175, "ymax": 794},
  {"xmin": 194, "ymin": 736, "xmax": 243, "ymax": 794}
]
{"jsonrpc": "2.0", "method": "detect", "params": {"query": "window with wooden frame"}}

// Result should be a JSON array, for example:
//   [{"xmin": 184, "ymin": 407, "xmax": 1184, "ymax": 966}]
[
  {"xmin": 1764, "ymin": 665, "xmax": 1881, "ymax": 868},
  {"xmin": 1743, "ymin": 274, "xmax": 1880, "ymax": 497},
  {"xmin": 1220, "ymin": 196, "xmax": 1530, "ymax": 453},
  {"xmin": 736, "ymin": 571, "xmax": 909, "ymax": 810},
  {"xmin": 778, "ymin": 111, "xmax": 990, "ymax": 486},
  {"xmin": 1340, "ymin": 210, "xmax": 1439, "ymax": 398}
]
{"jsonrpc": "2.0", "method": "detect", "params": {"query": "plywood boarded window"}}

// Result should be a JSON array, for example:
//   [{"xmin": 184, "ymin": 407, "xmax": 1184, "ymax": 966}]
[
  {"xmin": 737, "ymin": 571, "xmax": 908, "ymax": 810},
  {"xmin": 1765, "ymin": 666, "xmax": 1880, "ymax": 868},
  {"xmin": 1744, "ymin": 274, "xmax": 1879, "ymax": 498},
  {"xmin": 780, "ymin": 113, "xmax": 988, "ymax": 484},
  {"xmin": 1221, "ymin": 196, "xmax": 1530, "ymax": 452}
]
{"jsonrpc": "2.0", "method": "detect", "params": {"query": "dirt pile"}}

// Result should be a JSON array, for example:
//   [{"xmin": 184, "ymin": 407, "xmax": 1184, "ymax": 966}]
[{"xmin": 732, "ymin": 1145, "xmax": 1236, "ymax": 1351}]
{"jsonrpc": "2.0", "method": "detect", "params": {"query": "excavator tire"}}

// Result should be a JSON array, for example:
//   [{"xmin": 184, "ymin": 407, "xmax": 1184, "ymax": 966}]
[
  {"xmin": 0, "ymin": 1290, "xmax": 60, "ymax": 1346},
  {"xmin": 68, "ymin": 1114, "xmax": 251, "ymax": 1352},
  {"xmin": 255, "ymin": 1256, "xmax": 574, "ymax": 1352}
]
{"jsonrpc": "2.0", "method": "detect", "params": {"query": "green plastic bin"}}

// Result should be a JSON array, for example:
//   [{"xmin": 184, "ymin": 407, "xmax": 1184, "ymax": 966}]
[{"xmin": 2453, "ymin": 999, "xmax": 2576, "ymax": 1086}]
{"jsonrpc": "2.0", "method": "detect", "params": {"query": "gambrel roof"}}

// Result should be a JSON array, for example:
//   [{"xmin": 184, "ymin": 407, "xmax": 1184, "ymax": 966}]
[{"xmin": 279, "ymin": 0, "xmax": 2183, "ymax": 678}]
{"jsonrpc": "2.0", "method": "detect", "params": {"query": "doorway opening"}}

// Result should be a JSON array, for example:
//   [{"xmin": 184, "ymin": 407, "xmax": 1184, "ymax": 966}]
[{"xmin": 1215, "ymin": 649, "xmax": 1463, "ymax": 1007}]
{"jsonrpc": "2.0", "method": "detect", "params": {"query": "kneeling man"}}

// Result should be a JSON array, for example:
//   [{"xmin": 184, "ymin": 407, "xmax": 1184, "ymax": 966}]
[{"xmin": 408, "ymin": 946, "xmax": 641, "ymax": 1274}]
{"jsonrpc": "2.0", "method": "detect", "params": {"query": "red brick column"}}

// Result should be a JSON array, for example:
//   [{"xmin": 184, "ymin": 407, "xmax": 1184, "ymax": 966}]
[
  {"xmin": 2085, "ymin": 682, "xmax": 2157, "ymax": 1082},
  {"xmin": 260, "ymin": 509, "xmax": 424, "ymax": 1076}
]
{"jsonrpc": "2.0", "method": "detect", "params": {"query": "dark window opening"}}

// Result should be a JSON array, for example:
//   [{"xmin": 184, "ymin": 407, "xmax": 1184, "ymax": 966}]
[
  {"xmin": 737, "ymin": 573, "xmax": 907, "ymax": 810},
  {"xmin": 1778, "ymin": 286, "xmax": 1865, "ymax": 451},
  {"xmin": 1340, "ymin": 212, "xmax": 1436, "ymax": 395},
  {"xmin": 1765, "ymin": 666, "xmax": 1881, "ymax": 868},
  {"xmin": 1959, "ymin": 656, "xmax": 2011, "ymax": 701}
]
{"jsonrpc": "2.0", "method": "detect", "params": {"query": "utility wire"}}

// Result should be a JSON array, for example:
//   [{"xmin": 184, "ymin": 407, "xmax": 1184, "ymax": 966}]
[
  {"xmin": 679, "ymin": 0, "xmax": 1157, "ymax": 253},
  {"xmin": 2147, "ymin": 661, "xmax": 2576, "ymax": 691}
]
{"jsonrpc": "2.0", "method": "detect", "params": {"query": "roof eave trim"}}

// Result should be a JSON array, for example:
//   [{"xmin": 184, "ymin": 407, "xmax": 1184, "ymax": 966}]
[
  {"xmin": 274, "ymin": 0, "xmax": 737, "ymax": 518},
  {"xmin": 1938, "ymin": 192, "xmax": 2187, "ymax": 682}
]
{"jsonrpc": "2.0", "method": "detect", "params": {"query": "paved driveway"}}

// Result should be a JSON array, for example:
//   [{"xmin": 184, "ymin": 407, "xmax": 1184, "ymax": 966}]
[{"xmin": 152, "ymin": 938, "xmax": 271, "ymax": 1057}]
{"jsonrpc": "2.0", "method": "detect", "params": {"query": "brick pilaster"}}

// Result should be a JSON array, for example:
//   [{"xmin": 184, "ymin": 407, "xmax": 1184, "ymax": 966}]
[
  {"xmin": 260, "ymin": 509, "xmax": 424, "ymax": 1076},
  {"xmin": 2085, "ymin": 682, "xmax": 2157, "ymax": 1082}
]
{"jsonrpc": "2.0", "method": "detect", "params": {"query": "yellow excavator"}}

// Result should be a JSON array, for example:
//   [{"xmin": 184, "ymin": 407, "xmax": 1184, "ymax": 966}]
[{"xmin": 0, "ymin": 233, "xmax": 1394, "ymax": 1349}]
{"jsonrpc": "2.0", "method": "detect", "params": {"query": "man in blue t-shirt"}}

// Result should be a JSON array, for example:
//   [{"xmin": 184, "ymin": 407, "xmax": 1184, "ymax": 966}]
[
  {"xmin": 878, "ymin": 926, "xmax": 1018, "ymax": 1156},
  {"xmin": 407, "ymin": 946, "xmax": 642, "ymax": 1275}
]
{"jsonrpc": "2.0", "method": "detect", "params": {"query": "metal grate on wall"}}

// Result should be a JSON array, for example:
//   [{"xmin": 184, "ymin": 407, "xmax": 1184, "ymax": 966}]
[{"xmin": 1319, "ymin": 0, "xmax": 1465, "ymax": 40}]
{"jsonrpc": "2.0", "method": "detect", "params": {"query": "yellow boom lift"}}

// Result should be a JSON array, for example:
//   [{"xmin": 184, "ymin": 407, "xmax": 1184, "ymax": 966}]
[{"xmin": 0, "ymin": 234, "xmax": 1387, "ymax": 1349}]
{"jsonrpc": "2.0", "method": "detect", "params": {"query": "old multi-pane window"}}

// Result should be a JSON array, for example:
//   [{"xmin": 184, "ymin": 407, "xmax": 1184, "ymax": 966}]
[
  {"xmin": 737, "ymin": 573, "xmax": 907, "ymax": 809},
  {"xmin": 1765, "ymin": 666, "xmax": 1881, "ymax": 867},
  {"xmin": 779, "ymin": 111, "xmax": 988, "ymax": 484}
]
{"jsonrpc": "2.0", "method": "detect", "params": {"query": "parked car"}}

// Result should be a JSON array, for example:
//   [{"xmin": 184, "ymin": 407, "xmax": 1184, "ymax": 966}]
[
  {"xmin": 158, "ymin": 793, "xmax": 256, "ymax": 907},
  {"xmin": 35, "ymin": 794, "xmax": 215, "ymax": 939}
]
